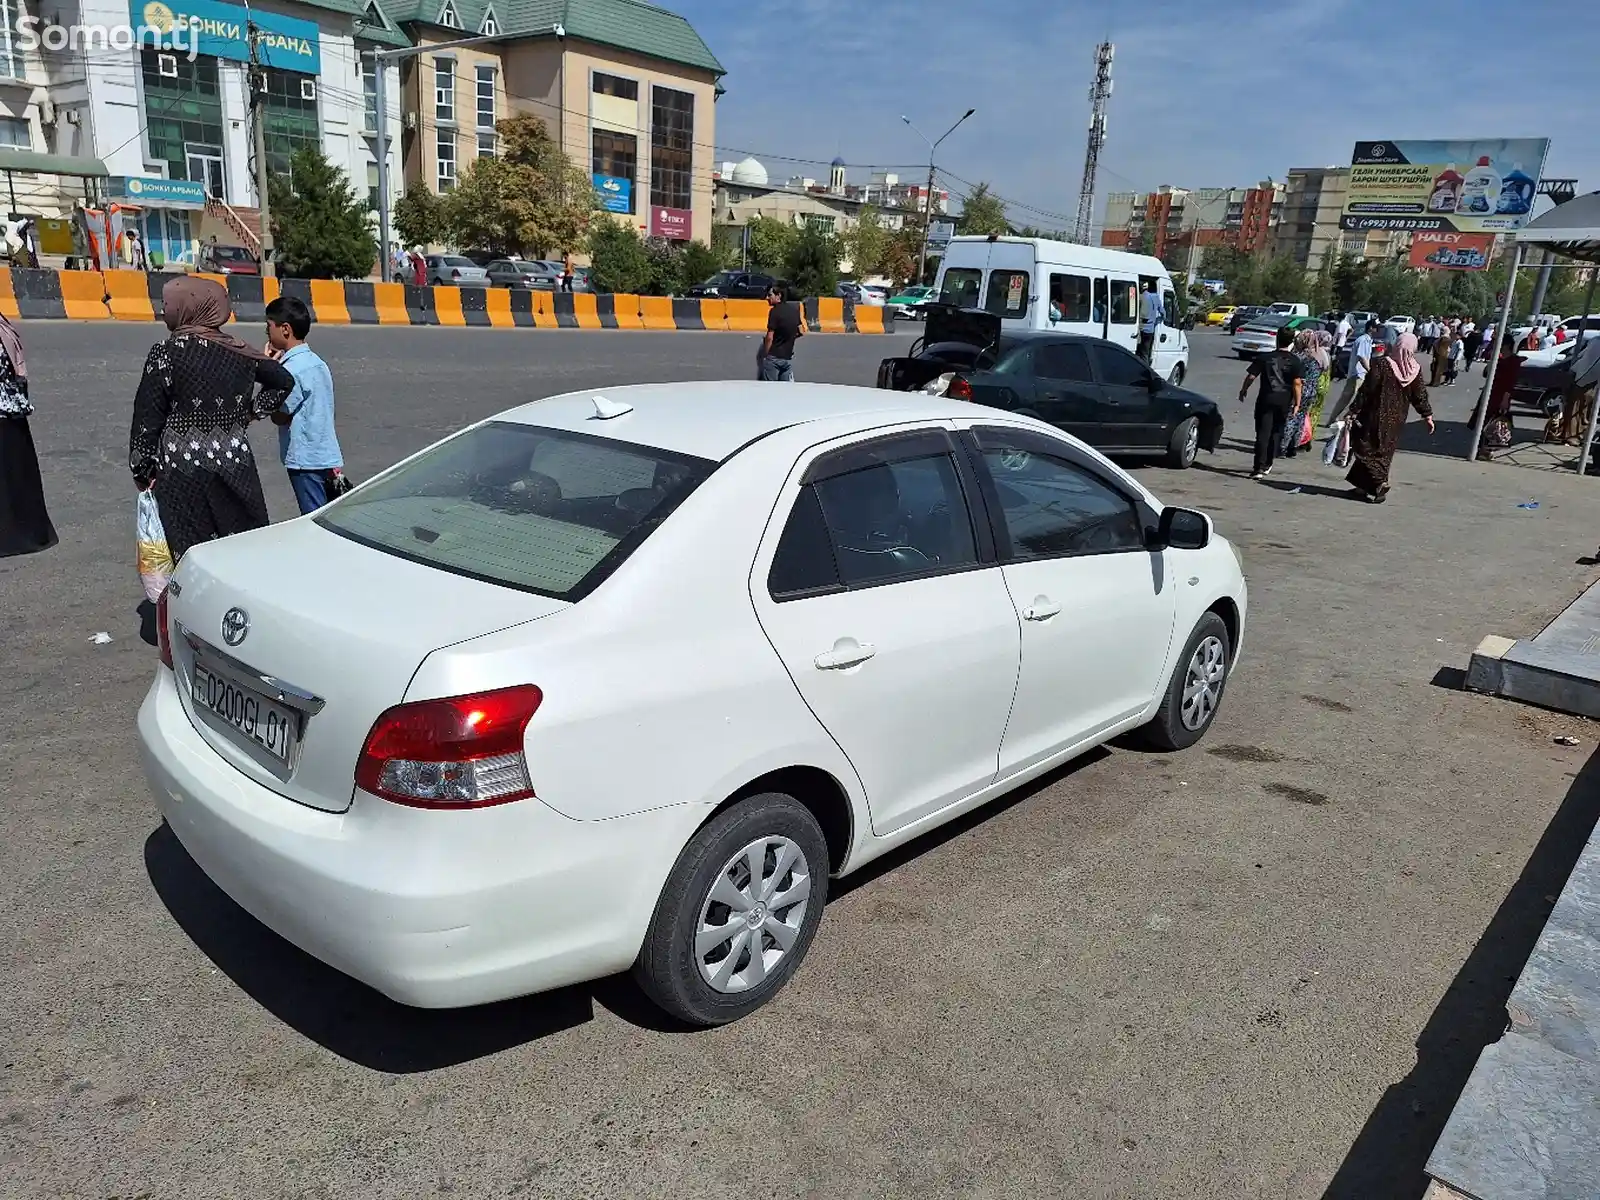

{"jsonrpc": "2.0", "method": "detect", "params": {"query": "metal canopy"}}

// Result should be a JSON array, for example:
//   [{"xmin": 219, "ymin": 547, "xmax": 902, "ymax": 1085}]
[
  {"xmin": 0, "ymin": 149, "xmax": 108, "ymax": 178},
  {"xmin": 1516, "ymin": 191, "xmax": 1600, "ymax": 264}
]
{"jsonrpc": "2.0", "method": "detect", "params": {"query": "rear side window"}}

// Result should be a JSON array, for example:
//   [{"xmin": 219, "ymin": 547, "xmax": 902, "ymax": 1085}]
[
  {"xmin": 1035, "ymin": 342, "xmax": 1094, "ymax": 382},
  {"xmin": 939, "ymin": 268, "xmax": 983, "ymax": 308},
  {"xmin": 769, "ymin": 454, "xmax": 979, "ymax": 596},
  {"xmin": 984, "ymin": 270, "xmax": 1030, "ymax": 318},
  {"xmin": 1049, "ymin": 273, "xmax": 1091, "ymax": 322},
  {"xmin": 1110, "ymin": 279, "xmax": 1138, "ymax": 324},
  {"xmin": 318, "ymin": 422, "xmax": 714, "ymax": 600}
]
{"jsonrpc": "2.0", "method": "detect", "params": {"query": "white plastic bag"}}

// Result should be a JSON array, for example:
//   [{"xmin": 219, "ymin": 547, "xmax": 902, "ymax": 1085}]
[
  {"xmin": 136, "ymin": 489, "xmax": 174, "ymax": 602},
  {"xmin": 1322, "ymin": 420, "xmax": 1345, "ymax": 466}
]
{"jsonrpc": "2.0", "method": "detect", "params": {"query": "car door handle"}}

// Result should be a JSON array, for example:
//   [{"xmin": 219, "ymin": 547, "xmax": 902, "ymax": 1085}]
[
  {"xmin": 814, "ymin": 640, "xmax": 877, "ymax": 670},
  {"xmin": 1022, "ymin": 598, "xmax": 1062, "ymax": 622}
]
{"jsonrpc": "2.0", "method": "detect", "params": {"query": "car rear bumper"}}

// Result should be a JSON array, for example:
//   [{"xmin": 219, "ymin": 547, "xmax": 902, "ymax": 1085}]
[{"xmin": 138, "ymin": 670, "xmax": 696, "ymax": 1008}]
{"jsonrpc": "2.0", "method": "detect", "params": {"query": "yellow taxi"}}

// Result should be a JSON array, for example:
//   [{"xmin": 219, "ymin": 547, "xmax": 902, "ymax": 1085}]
[{"xmin": 1205, "ymin": 305, "xmax": 1237, "ymax": 327}]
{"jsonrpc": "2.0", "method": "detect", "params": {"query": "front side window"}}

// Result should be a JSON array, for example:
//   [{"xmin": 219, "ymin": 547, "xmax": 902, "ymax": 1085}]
[
  {"xmin": 319, "ymin": 422, "xmax": 715, "ymax": 600},
  {"xmin": 435, "ymin": 128, "xmax": 456, "ymax": 190},
  {"xmin": 1049, "ymin": 273, "xmax": 1091, "ymax": 323},
  {"xmin": 981, "ymin": 445, "xmax": 1144, "ymax": 558},
  {"xmin": 1109, "ymin": 278, "xmax": 1138, "ymax": 325},
  {"xmin": 939, "ymin": 268, "xmax": 982, "ymax": 309},
  {"xmin": 984, "ymin": 270, "xmax": 1029, "ymax": 318},
  {"xmin": 1090, "ymin": 344, "xmax": 1151, "ymax": 388},
  {"xmin": 434, "ymin": 58, "xmax": 455, "ymax": 123}
]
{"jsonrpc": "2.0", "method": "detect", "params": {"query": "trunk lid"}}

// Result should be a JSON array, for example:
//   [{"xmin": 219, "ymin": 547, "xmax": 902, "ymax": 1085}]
[
  {"xmin": 169, "ymin": 519, "xmax": 565, "ymax": 812},
  {"xmin": 878, "ymin": 305, "xmax": 1004, "ymax": 391}
]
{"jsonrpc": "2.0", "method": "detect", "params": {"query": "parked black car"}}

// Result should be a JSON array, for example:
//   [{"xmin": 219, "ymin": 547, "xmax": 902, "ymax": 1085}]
[
  {"xmin": 877, "ymin": 306, "xmax": 1224, "ymax": 469},
  {"xmin": 685, "ymin": 271, "xmax": 784, "ymax": 299},
  {"xmin": 1224, "ymin": 305, "xmax": 1267, "ymax": 334}
]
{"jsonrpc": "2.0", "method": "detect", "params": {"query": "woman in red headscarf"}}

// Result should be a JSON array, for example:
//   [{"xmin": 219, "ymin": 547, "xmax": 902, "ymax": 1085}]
[{"xmin": 1346, "ymin": 331, "xmax": 1435, "ymax": 503}]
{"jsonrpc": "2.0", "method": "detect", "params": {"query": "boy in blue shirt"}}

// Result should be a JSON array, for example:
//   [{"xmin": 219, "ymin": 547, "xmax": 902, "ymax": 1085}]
[{"xmin": 265, "ymin": 295, "xmax": 344, "ymax": 514}]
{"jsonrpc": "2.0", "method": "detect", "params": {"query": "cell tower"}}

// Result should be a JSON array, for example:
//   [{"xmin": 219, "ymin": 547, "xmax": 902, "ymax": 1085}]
[{"xmin": 1073, "ymin": 42, "xmax": 1114, "ymax": 245}]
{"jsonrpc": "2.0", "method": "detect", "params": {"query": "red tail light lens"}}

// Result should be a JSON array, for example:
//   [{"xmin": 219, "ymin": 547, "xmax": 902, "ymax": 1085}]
[
  {"xmin": 948, "ymin": 375, "xmax": 973, "ymax": 401},
  {"xmin": 356, "ymin": 685, "xmax": 542, "ymax": 809},
  {"xmin": 156, "ymin": 587, "xmax": 173, "ymax": 669}
]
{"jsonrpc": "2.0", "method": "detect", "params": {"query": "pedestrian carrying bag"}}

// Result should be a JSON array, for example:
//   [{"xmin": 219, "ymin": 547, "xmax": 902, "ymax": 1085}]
[
  {"xmin": 325, "ymin": 469, "xmax": 353, "ymax": 500},
  {"xmin": 136, "ymin": 489, "xmax": 174, "ymax": 602},
  {"xmin": 1322, "ymin": 420, "xmax": 1345, "ymax": 466}
]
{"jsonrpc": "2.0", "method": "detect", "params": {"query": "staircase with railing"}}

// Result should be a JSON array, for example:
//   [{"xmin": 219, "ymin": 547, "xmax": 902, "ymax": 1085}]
[{"xmin": 205, "ymin": 199, "xmax": 263, "ymax": 253}]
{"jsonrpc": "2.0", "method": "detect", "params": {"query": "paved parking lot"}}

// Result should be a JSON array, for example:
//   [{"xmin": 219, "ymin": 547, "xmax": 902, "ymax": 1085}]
[{"xmin": 4, "ymin": 322, "xmax": 1599, "ymax": 1199}]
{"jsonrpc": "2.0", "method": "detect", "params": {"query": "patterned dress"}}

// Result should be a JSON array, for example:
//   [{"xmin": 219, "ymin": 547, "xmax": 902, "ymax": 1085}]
[
  {"xmin": 0, "ymin": 342, "xmax": 57, "ymax": 557},
  {"xmin": 1282, "ymin": 353, "xmax": 1323, "ymax": 453},
  {"xmin": 1347, "ymin": 363, "xmax": 1432, "ymax": 496},
  {"xmin": 129, "ymin": 334, "xmax": 295, "ymax": 561}
]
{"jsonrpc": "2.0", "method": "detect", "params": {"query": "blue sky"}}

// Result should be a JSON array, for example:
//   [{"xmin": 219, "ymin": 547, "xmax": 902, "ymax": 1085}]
[{"xmin": 673, "ymin": 0, "xmax": 1597, "ymax": 231}]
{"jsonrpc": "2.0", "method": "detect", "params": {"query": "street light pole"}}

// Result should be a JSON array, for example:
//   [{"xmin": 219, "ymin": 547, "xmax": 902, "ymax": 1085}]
[
  {"xmin": 902, "ymin": 108, "xmax": 973, "ymax": 285},
  {"xmin": 369, "ymin": 32, "xmax": 508, "ymax": 283}
]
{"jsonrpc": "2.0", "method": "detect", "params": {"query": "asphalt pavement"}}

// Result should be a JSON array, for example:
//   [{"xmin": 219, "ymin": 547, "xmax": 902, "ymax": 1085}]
[{"xmin": 3, "ymin": 322, "xmax": 1599, "ymax": 1199}]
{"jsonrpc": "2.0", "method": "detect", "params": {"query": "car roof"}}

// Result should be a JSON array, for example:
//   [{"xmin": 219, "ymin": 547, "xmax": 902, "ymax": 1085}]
[{"xmin": 496, "ymin": 382, "xmax": 991, "ymax": 460}]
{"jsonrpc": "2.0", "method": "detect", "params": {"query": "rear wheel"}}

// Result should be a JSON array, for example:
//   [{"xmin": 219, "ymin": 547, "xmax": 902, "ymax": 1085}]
[
  {"xmin": 1166, "ymin": 417, "xmax": 1200, "ymax": 469},
  {"xmin": 1168, "ymin": 363, "xmax": 1186, "ymax": 387},
  {"xmin": 1140, "ymin": 612, "xmax": 1231, "ymax": 751},
  {"xmin": 633, "ymin": 792, "xmax": 829, "ymax": 1026}
]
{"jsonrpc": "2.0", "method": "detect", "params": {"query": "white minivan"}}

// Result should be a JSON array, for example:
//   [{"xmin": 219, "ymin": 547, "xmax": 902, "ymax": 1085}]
[{"xmin": 934, "ymin": 236, "xmax": 1192, "ymax": 385}]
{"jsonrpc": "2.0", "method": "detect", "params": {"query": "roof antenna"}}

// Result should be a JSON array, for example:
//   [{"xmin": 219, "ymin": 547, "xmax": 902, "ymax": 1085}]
[{"xmin": 591, "ymin": 395, "xmax": 633, "ymax": 420}]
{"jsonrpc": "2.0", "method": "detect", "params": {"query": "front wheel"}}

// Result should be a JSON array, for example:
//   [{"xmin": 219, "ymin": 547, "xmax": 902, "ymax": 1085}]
[
  {"xmin": 1140, "ymin": 611, "xmax": 1232, "ymax": 751},
  {"xmin": 1168, "ymin": 364, "xmax": 1186, "ymax": 388},
  {"xmin": 633, "ymin": 792, "xmax": 830, "ymax": 1026},
  {"xmin": 1166, "ymin": 416, "xmax": 1200, "ymax": 468}
]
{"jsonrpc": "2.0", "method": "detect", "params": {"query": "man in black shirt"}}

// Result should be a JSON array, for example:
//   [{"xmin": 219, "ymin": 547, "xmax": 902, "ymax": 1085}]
[
  {"xmin": 759, "ymin": 284, "xmax": 805, "ymax": 381},
  {"xmin": 1238, "ymin": 326, "xmax": 1303, "ymax": 479}
]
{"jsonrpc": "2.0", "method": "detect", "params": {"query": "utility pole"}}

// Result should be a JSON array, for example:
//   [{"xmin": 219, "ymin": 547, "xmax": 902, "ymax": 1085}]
[
  {"xmin": 247, "ymin": 23, "xmax": 275, "ymax": 278},
  {"xmin": 1073, "ymin": 42, "xmax": 1114, "ymax": 246},
  {"xmin": 902, "ymin": 108, "xmax": 974, "ymax": 286}
]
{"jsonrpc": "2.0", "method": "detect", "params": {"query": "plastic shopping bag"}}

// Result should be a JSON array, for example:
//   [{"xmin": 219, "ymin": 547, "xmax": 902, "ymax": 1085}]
[
  {"xmin": 1322, "ymin": 420, "xmax": 1345, "ymax": 466},
  {"xmin": 136, "ymin": 489, "xmax": 174, "ymax": 602}
]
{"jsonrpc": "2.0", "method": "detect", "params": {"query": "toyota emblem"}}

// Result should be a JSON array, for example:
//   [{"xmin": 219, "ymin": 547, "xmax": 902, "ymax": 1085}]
[{"xmin": 221, "ymin": 607, "xmax": 250, "ymax": 647}]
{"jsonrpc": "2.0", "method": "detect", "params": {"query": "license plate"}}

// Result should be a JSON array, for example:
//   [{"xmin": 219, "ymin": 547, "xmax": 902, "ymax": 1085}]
[{"xmin": 192, "ymin": 664, "xmax": 297, "ymax": 764}]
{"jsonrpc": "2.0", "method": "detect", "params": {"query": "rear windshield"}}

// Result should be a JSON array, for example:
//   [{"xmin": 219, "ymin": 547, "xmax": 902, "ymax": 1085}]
[
  {"xmin": 317, "ymin": 422, "xmax": 715, "ymax": 600},
  {"xmin": 442, "ymin": 256, "xmax": 476, "ymax": 267},
  {"xmin": 939, "ymin": 268, "xmax": 983, "ymax": 309},
  {"xmin": 213, "ymin": 246, "xmax": 252, "ymax": 261}
]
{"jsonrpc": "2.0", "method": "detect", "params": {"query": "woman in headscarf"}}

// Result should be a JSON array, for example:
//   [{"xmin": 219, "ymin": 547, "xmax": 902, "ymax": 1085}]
[
  {"xmin": 1308, "ymin": 330, "xmax": 1334, "ymax": 433},
  {"xmin": 129, "ymin": 276, "xmax": 295, "ymax": 561},
  {"xmin": 1346, "ymin": 331, "xmax": 1434, "ymax": 503},
  {"xmin": 1429, "ymin": 327, "xmax": 1453, "ymax": 387},
  {"xmin": 1281, "ymin": 327, "xmax": 1328, "ymax": 457},
  {"xmin": 0, "ymin": 312, "xmax": 57, "ymax": 556},
  {"xmin": 1473, "ymin": 339, "xmax": 1522, "ymax": 459}
]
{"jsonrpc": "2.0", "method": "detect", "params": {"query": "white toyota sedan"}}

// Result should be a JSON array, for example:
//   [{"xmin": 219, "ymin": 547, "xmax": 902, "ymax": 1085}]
[{"xmin": 139, "ymin": 382, "xmax": 1247, "ymax": 1026}]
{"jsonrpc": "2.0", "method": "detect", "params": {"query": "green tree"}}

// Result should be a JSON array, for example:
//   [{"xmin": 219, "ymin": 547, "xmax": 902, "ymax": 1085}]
[
  {"xmin": 585, "ymin": 217, "xmax": 652, "ymax": 294},
  {"xmin": 1359, "ymin": 259, "xmax": 1424, "ymax": 318},
  {"xmin": 841, "ymin": 205, "xmax": 890, "ymax": 279},
  {"xmin": 746, "ymin": 215, "xmax": 798, "ymax": 273},
  {"xmin": 784, "ymin": 222, "xmax": 840, "ymax": 297},
  {"xmin": 393, "ymin": 185, "xmax": 444, "ymax": 250},
  {"xmin": 1135, "ymin": 225, "xmax": 1156, "ymax": 258},
  {"xmin": 441, "ymin": 115, "xmax": 595, "ymax": 257},
  {"xmin": 680, "ymin": 240, "xmax": 724, "ymax": 288},
  {"xmin": 268, "ymin": 147, "xmax": 376, "ymax": 279},
  {"xmin": 883, "ymin": 215, "xmax": 925, "ymax": 284},
  {"xmin": 957, "ymin": 182, "xmax": 1008, "ymax": 236},
  {"xmin": 644, "ymin": 238, "xmax": 684, "ymax": 295},
  {"xmin": 1309, "ymin": 252, "xmax": 1335, "ymax": 316},
  {"xmin": 1332, "ymin": 253, "xmax": 1371, "ymax": 310}
]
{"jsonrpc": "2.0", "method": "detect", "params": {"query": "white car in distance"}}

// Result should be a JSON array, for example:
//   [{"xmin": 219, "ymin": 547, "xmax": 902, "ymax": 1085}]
[{"xmin": 139, "ymin": 382, "xmax": 1248, "ymax": 1026}]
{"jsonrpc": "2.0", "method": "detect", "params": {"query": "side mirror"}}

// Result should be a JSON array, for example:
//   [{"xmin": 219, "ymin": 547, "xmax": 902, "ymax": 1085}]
[
  {"xmin": 1157, "ymin": 507, "xmax": 1210, "ymax": 550},
  {"xmin": 1145, "ymin": 372, "xmax": 1163, "ymax": 391}
]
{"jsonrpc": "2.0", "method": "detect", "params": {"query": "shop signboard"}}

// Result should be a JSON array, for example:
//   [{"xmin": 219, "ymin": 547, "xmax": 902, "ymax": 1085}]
[
  {"xmin": 593, "ymin": 174, "xmax": 631, "ymax": 214},
  {"xmin": 108, "ymin": 175, "xmax": 208, "ymax": 210},
  {"xmin": 131, "ymin": 0, "xmax": 321, "ymax": 73},
  {"xmin": 1340, "ymin": 138, "xmax": 1549, "ymax": 234},
  {"xmin": 927, "ymin": 219, "xmax": 955, "ymax": 251},
  {"xmin": 650, "ymin": 205, "xmax": 690, "ymax": 240},
  {"xmin": 1408, "ymin": 230, "xmax": 1495, "ymax": 271}
]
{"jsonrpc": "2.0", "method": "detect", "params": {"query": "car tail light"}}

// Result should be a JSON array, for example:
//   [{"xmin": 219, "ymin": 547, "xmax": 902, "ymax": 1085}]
[
  {"xmin": 156, "ymin": 587, "xmax": 173, "ymax": 669},
  {"xmin": 451, "ymin": 268, "xmax": 461, "ymax": 279},
  {"xmin": 947, "ymin": 375, "xmax": 973, "ymax": 402},
  {"xmin": 356, "ymin": 685, "xmax": 543, "ymax": 809}
]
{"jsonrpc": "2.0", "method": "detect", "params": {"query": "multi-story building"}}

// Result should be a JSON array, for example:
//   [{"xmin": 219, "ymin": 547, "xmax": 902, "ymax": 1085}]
[
  {"xmin": 714, "ymin": 155, "xmax": 904, "ymax": 272},
  {"xmin": 1275, "ymin": 166, "xmax": 1402, "ymax": 271},
  {"xmin": 385, "ymin": 0, "xmax": 722, "ymax": 246},
  {"xmin": 843, "ymin": 171, "xmax": 948, "ymax": 215},
  {"xmin": 1101, "ymin": 181, "xmax": 1284, "ymax": 272}
]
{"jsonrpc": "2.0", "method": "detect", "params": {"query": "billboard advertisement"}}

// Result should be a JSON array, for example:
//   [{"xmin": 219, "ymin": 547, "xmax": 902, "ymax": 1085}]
[
  {"xmin": 1339, "ymin": 139, "xmax": 1550, "ymax": 234},
  {"xmin": 593, "ymin": 173, "xmax": 631, "ymax": 214},
  {"xmin": 132, "ymin": 0, "xmax": 321, "ymax": 72},
  {"xmin": 1408, "ymin": 231, "xmax": 1495, "ymax": 271}
]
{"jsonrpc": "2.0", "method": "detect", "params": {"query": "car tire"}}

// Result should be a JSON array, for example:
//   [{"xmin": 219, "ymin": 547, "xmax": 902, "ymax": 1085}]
[
  {"xmin": 1139, "ymin": 611, "xmax": 1232, "ymax": 751},
  {"xmin": 1168, "ymin": 363, "xmax": 1186, "ymax": 388},
  {"xmin": 632, "ymin": 792, "xmax": 830, "ymax": 1026},
  {"xmin": 1165, "ymin": 416, "xmax": 1200, "ymax": 469}
]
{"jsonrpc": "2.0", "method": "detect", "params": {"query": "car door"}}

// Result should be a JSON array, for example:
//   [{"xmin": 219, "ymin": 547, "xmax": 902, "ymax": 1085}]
[
  {"xmin": 1152, "ymin": 283, "xmax": 1184, "ymax": 380},
  {"xmin": 751, "ymin": 427, "xmax": 1021, "ymax": 837},
  {"xmin": 961, "ymin": 423, "xmax": 1178, "ymax": 775},
  {"xmin": 1089, "ymin": 343, "xmax": 1164, "ymax": 449},
  {"xmin": 1031, "ymin": 339, "xmax": 1105, "ymax": 443},
  {"xmin": 1107, "ymin": 276, "xmax": 1140, "ymax": 355}
]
